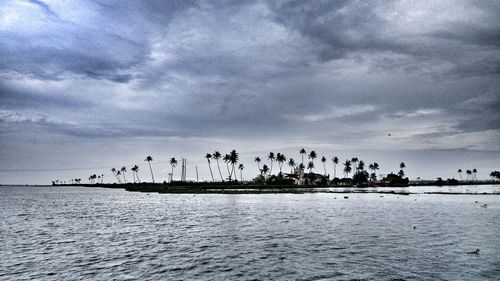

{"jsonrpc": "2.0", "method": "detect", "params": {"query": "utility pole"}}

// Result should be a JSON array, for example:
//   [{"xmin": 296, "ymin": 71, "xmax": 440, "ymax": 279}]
[{"xmin": 196, "ymin": 165, "xmax": 199, "ymax": 182}]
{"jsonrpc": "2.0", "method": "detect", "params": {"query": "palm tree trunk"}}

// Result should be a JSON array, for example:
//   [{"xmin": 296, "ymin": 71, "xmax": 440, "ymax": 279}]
[
  {"xmin": 230, "ymin": 164, "xmax": 235, "ymax": 180},
  {"xmin": 334, "ymin": 164, "xmax": 336, "ymax": 178},
  {"xmin": 132, "ymin": 172, "xmax": 136, "ymax": 183},
  {"xmin": 323, "ymin": 163, "xmax": 326, "ymax": 176},
  {"xmin": 225, "ymin": 163, "xmax": 231, "ymax": 180},
  {"xmin": 136, "ymin": 172, "xmax": 140, "ymax": 183},
  {"xmin": 114, "ymin": 173, "xmax": 121, "ymax": 183},
  {"xmin": 207, "ymin": 160, "xmax": 214, "ymax": 182},
  {"xmin": 123, "ymin": 173, "xmax": 127, "ymax": 183},
  {"xmin": 148, "ymin": 162, "xmax": 155, "ymax": 183},
  {"xmin": 216, "ymin": 160, "xmax": 223, "ymax": 181},
  {"xmin": 171, "ymin": 166, "xmax": 174, "ymax": 182}
]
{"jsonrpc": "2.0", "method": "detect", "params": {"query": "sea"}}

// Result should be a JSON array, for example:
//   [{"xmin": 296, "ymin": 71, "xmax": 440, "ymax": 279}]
[{"xmin": 1, "ymin": 185, "xmax": 499, "ymax": 280}]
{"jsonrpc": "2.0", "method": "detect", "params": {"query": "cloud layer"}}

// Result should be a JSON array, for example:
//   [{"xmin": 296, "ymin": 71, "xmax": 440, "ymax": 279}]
[{"xmin": 1, "ymin": 0, "xmax": 499, "ymax": 183}]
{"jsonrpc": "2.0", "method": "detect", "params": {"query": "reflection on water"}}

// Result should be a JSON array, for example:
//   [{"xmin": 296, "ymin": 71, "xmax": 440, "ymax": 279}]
[
  {"xmin": 1, "ymin": 185, "xmax": 499, "ymax": 280},
  {"xmin": 328, "ymin": 184, "xmax": 500, "ymax": 194}
]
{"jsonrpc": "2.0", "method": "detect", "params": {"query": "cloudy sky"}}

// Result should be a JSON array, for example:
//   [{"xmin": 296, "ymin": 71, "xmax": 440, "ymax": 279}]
[{"xmin": 1, "ymin": 0, "xmax": 499, "ymax": 184}]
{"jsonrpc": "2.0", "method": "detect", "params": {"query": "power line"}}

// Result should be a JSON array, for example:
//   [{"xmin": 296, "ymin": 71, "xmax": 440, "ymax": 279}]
[{"xmin": 0, "ymin": 160, "xmax": 174, "ymax": 172}]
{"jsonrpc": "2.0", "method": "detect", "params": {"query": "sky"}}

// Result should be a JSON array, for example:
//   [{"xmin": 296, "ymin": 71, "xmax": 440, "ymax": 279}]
[{"xmin": 1, "ymin": 0, "xmax": 499, "ymax": 184}]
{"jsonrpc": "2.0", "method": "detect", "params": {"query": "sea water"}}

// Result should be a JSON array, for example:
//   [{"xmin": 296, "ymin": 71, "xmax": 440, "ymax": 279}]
[{"xmin": 1, "ymin": 185, "xmax": 499, "ymax": 280}]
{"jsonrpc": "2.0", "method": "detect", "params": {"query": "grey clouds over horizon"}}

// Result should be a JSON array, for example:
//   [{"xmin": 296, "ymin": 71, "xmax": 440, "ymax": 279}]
[{"xmin": 1, "ymin": 0, "xmax": 499, "ymax": 184}]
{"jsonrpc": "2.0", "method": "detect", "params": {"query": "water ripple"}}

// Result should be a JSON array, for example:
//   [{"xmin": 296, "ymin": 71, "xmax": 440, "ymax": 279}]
[{"xmin": 1, "ymin": 186, "xmax": 499, "ymax": 280}]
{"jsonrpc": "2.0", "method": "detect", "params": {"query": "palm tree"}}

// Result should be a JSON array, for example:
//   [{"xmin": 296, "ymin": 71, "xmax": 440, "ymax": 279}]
[
  {"xmin": 299, "ymin": 148, "xmax": 306, "ymax": 165},
  {"xmin": 120, "ymin": 167, "xmax": 127, "ymax": 183},
  {"xmin": 458, "ymin": 169, "xmax": 462, "ymax": 180},
  {"xmin": 101, "ymin": 174, "xmax": 104, "ymax": 184},
  {"xmin": 254, "ymin": 157, "xmax": 262, "ymax": 174},
  {"xmin": 131, "ymin": 165, "xmax": 138, "ymax": 183},
  {"xmin": 308, "ymin": 151, "xmax": 317, "ymax": 165},
  {"xmin": 288, "ymin": 158, "xmax": 296, "ymax": 174},
  {"xmin": 170, "ymin": 157, "xmax": 178, "ymax": 182},
  {"xmin": 145, "ymin": 155, "xmax": 154, "ymax": 183},
  {"xmin": 368, "ymin": 163, "xmax": 375, "ymax": 174},
  {"xmin": 398, "ymin": 169, "xmax": 405, "ymax": 178},
  {"xmin": 213, "ymin": 151, "xmax": 224, "ymax": 181},
  {"xmin": 351, "ymin": 157, "xmax": 359, "ymax": 173},
  {"xmin": 116, "ymin": 170, "xmax": 122, "ymax": 183},
  {"xmin": 307, "ymin": 161, "xmax": 314, "ymax": 173},
  {"xmin": 332, "ymin": 156, "xmax": 339, "ymax": 178},
  {"xmin": 466, "ymin": 169, "xmax": 472, "ymax": 181},
  {"xmin": 343, "ymin": 160, "xmax": 352, "ymax": 178},
  {"xmin": 357, "ymin": 160, "xmax": 365, "ymax": 172},
  {"xmin": 472, "ymin": 168, "xmax": 477, "ymax": 181},
  {"xmin": 131, "ymin": 165, "xmax": 141, "ymax": 183},
  {"xmin": 321, "ymin": 156, "xmax": 327, "ymax": 176},
  {"xmin": 205, "ymin": 153, "xmax": 215, "ymax": 182},
  {"xmin": 223, "ymin": 154, "xmax": 231, "ymax": 180},
  {"xmin": 238, "ymin": 164, "xmax": 244, "ymax": 181},
  {"xmin": 229, "ymin": 150, "xmax": 239, "ymax": 180},
  {"xmin": 276, "ymin": 153, "xmax": 286, "ymax": 174},
  {"xmin": 111, "ymin": 168, "xmax": 121, "ymax": 183},
  {"xmin": 373, "ymin": 162, "xmax": 379, "ymax": 174},
  {"xmin": 400, "ymin": 162, "xmax": 406, "ymax": 170},
  {"xmin": 298, "ymin": 163, "xmax": 305, "ymax": 172},
  {"xmin": 267, "ymin": 152, "xmax": 275, "ymax": 174},
  {"xmin": 261, "ymin": 164, "xmax": 269, "ymax": 176}
]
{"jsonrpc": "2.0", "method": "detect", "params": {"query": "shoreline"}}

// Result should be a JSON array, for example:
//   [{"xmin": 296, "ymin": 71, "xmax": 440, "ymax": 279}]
[{"xmin": 43, "ymin": 182, "xmax": 500, "ymax": 195}]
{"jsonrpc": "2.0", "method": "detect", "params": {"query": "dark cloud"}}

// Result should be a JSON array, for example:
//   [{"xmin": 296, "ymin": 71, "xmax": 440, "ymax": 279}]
[
  {"xmin": 0, "ymin": 82, "xmax": 94, "ymax": 110},
  {"xmin": 0, "ymin": 0, "xmax": 499, "ymax": 183}
]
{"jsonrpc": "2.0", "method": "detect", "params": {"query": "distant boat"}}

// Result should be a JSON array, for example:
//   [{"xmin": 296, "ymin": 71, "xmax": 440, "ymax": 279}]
[{"xmin": 466, "ymin": 249, "xmax": 480, "ymax": 255}]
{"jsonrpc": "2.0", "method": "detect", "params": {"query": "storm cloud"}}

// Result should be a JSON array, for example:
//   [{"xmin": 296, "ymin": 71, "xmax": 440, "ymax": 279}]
[{"xmin": 1, "ymin": 0, "xmax": 499, "ymax": 183}]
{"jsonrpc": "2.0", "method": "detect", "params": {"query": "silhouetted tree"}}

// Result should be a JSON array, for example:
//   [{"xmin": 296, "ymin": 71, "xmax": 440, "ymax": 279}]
[
  {"xmin": 351, "ymin": 157, "xmax": 359, "ymax": 173},
  {"xmin": 261, "ymin": 164, "xmax": 269, "ymax": 176},
  {"xmin": 121, "ymin": 167, "xmax": 127, "ymax": 183},
  {"xmin": 111, "ymin": 168, "xmax": 121, "ymax": 183},
  {"xmin": 131, "ymin": 165, "xmax": 140, "ymax": 183},
  {"xmin": 213, "ymin": 151, "xmax": 224, "ymax": 181},
  {"xmin": 307, "ymin": 161, "xmax": 314, "ymax": 173},
  {"xmin": 288, "ymin": 158, "xmax": 296, "ymax": 174},
  {"xmin": 299, "ymin": 148, "xmax": 306, "ymax": 165},
  {"xmin": 255, "ymin": 157, "xmax": 262, "ymax": 174},
  {"xmin": 145, "ymin": 155, "xmax": 154, "ymax": 183},
  {"xmin": 343, "ymin": 160, "xmax": 352, "ymax": 177},
  {"xmin": 205, "ymin": 153, "xmax": 214, "ymax": 182},
  {"xmin": 357, "ymin": 160, "xmax": 365, "ymax": 172},
  {"xmin": 332, "ymin": 156, "xmax": 339, "ymax": 178},
  {"xmin": 229, "ymin": 150, "xmax": 239, "ymax": 180},
  {"xmin": 321, "ymin": 156, "xmax": 327, "ymax": 176},
  {"xmin": 308, "ymin": 151, "xmax": 317, "ymax": 166},
  {"xmin": 238, "ymin": 163, "xmax": 244, "ymax": 181},
  {"xmin": 268, "ymin": 152, "xmax": 275, "ymax": 174},
  {"xmin": 223, "ymin": 154, "xmax": 231, "ymax": 180},
  {"xmin": 276, "ymin": 153, "xmax": 286, "ymax": 174},
  {"xmin": 170, "ymin": 157, "xmax": 178, "ymax": 182}
]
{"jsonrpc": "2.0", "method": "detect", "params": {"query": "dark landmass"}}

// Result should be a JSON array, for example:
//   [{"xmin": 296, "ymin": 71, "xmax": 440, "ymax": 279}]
[{"xmin": 47, "ymin": 181, "xmax": 500, "ymax": 195}]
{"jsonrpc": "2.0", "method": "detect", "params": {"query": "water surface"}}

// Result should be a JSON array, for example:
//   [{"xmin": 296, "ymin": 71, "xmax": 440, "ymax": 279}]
[{"xmin": 1, "ymin": 185, "xmax": 499, "ymax": 280}]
